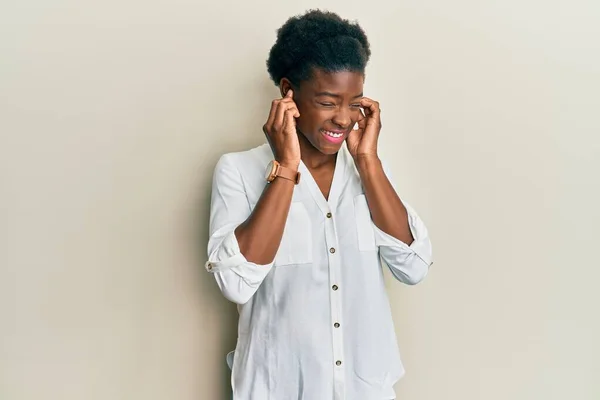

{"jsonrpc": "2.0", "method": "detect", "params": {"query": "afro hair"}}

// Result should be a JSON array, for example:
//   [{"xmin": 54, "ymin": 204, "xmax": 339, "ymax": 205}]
[{"xmin": 267, "ymin": 10, "xmax": 371, "ymax": 87}]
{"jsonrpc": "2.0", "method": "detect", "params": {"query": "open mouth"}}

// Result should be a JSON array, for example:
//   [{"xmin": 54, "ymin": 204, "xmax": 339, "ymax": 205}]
[{"xmin": 320, "ymin": 129, "xmax": 347, "ymax": 144}]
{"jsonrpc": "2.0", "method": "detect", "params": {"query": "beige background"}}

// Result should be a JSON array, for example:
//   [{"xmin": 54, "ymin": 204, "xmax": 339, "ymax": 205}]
[{"xmin": 1, "ymin": 0, "xmax": 599, "ymax": 399}]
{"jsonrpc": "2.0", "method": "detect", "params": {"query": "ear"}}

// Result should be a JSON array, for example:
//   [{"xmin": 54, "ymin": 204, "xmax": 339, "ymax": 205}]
[{"xmin": 279, "ymin": 78, "xmax": 294, "ymax": 98}]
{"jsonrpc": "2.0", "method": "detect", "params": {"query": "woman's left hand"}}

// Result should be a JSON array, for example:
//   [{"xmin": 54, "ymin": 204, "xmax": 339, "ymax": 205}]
[{"xmin": 346, "ymin": 97, "xmax": 382, "ymax": 160}]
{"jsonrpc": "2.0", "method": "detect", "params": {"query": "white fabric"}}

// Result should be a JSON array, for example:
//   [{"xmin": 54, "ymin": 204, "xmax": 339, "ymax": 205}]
[{"xmin": 207, "ymin": 143, "xmax": 432, "ymax": 400}]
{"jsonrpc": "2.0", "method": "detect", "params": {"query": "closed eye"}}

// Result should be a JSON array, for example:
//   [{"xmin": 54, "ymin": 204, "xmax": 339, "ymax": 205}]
[
  {"xmin": 318, "ymin": 102, "xmax": 335, "ymax": 107},
  {"xmin": 350, "ymin": 104, "xmax": 361, "ymax": 108}
]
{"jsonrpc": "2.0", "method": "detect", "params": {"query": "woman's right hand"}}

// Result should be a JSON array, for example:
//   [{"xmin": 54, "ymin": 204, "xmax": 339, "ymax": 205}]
[{"xmin": 263, "ymin": 89, "xmax": 301, "ymax": 169}]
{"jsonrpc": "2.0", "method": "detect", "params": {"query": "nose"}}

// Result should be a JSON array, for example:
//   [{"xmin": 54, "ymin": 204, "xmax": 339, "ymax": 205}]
[{"xmin": 331, "ymin": 107, "xmax": 352, "ymax": 130}]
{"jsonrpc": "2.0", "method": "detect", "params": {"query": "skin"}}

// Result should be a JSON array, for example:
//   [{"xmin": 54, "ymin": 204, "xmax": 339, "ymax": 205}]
[{"xmin": 235, "ymin": 68, "xmax": 414, "ymax": 265}]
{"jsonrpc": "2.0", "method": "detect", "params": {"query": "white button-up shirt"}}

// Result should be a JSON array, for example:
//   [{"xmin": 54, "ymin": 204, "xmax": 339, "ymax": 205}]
[{"xmin": 206, "ymin": 143, "xmax": 432, "ymax": 400}]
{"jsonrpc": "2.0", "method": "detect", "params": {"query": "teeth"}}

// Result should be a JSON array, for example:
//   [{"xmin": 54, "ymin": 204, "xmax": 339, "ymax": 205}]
[{"xmin": 323, "ymin": 130, "xmax": 343, "ymax": 138}]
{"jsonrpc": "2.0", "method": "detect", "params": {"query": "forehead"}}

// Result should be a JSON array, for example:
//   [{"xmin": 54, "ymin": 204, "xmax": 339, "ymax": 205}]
[{"xmin": 303, "ymin": 69, "xmax": 364, "ymax": 95}]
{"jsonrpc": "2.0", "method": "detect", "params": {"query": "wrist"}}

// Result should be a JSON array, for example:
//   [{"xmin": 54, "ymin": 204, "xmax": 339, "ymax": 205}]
[
  {"xmin": 277, "ymin": 159, "xmax": 300, "ymax": 171},
  {"xmin": 355, "ymin": 154, "xmax": 381, "ymax": 171},
  {"xmin": 266, "ymin": 159, "xmax": 301, "ymax": 185}
]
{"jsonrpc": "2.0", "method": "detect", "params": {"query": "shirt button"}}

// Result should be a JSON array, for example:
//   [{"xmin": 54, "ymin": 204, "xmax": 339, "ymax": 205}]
[
  {"xmin": 334, "ymin": 322, "xmax": 340, "ymax": 328},
  {"xmin": 336, "ymin": 360, "xmax": 342, "ymax": 366},
  {"xmin": 329, "ymin": 247, "xmax": 336, "ymax": 254},
  {"xmin": 326, "ymin": 212, "xmax": 332, "ymax": 218},
  {"xmin": 332, "ymin": 285, "xmax": 338, "ymax": 291},
  {"xmin": 207, "ymin": 263, "xmax": 213, "ymax": 270}
]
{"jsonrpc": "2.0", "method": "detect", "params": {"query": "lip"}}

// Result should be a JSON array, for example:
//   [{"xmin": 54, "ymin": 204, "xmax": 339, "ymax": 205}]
[{"xmin": 320, "ymin": 129, "xmax": 347, "ymax": 144}]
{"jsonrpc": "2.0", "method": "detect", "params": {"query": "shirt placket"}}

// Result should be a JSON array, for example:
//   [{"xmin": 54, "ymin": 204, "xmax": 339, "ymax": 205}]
[{"xmin": 325, "ymin": 208, "xmax": 345, "ymax": 400}]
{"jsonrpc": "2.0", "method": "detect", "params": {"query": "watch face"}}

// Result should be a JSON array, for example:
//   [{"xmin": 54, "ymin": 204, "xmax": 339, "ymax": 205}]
[{"xmin": 265, "ymin": 161, "xmax": 275, "ymax": 181}]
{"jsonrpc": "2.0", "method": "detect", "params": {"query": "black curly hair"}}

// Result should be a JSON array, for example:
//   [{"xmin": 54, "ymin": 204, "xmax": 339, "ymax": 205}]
[{"xmin": 267, "ymin": 10, "xmax": 371, "ymax": 87}]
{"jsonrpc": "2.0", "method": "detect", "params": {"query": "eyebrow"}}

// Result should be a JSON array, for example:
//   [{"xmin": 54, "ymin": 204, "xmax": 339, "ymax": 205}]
[{"xmin": 314, "ymin": 91, "xmax": 363, "ymax": 99}]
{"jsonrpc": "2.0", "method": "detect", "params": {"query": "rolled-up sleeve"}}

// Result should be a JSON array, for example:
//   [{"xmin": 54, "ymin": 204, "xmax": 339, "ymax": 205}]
[
  {"xmin": 206, "ymin": 154, "xmax": 273, "ymax": 304},
  {"xmin": 374, "ymin": 202, "xmax": 433, "ymax": 285},
  {"xmin": 376, "ymin": 161, "xmax": 433, "ymax": 285}
]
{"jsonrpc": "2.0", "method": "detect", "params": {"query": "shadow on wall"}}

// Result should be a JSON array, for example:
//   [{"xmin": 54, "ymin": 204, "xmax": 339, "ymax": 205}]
[{"xmin": 190, "ymin": 74, "xmax": 277, "ymax": 399}]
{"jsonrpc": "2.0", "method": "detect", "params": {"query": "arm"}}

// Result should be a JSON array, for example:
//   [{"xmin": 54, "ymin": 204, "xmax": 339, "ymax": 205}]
[
  {"xmin": 206, "ymin": 156, "xmax": 297, "ymax": 304},
  {"xmin": 356, "ymin": 155, "xmax": 413, "ymax": 245},
  {"xmin": 347, "ymin": 97, "xmax": 432, "ymax": 285},
  {"xmin": 234, "ymin": 165, "xmax": 296, "ymax": 265},
  {"xmin": 206, "ymin": 89, "xmax": 301, "ymax": 304},
  {"xmin": 357, "ymin": 156, "xmax": 432, "ymax": 285}
]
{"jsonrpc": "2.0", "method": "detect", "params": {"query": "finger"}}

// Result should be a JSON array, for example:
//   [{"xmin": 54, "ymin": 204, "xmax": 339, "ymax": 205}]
[
  {"xmin": 357, "ymin": 108, "xmax": 367, "ymax": 121},
  {"xmin": 283, "ymin": 108, "xmax": 297, "ymax": 134},
  {"xmin": 281, "ymin": 108, "xmax": 289, "ymax": 134},
  {"xmin": 280, "ymin": 98, "xmax": 300, "ymax": 118},
  {"xmin": 274, "ymin": 100, "xmax": 296, "ymax": 131},
  {"xmin": 279, "ymin": 102, "xmax": 300, "ymax": 127},
  {"xmin": 357, "ymin": 116, "xmax": 367, "ymax": 131},
  {"xmin": 266, "ymin": 99, "xmax": 280, "ymax": 130},
  {"xmin": 360, "ymin": 97, "xmax": 380, "ymax": 117},
  {"xmin": 284, "ymin": 105, "xmax": 300, "ymax": 122},
  {"xmin": 346, "ymin": 127, "xmax": 361, "ymax": 145},
  {"xmin": 359, "ymin": 100, "xmax": 375, "ymax": 117},
  {"xmin": 291, "ymin": 103, "xmax": 300, "ymax": 118},
  {"xmin": 355, "ymin": 109, "xmax": 366, "ymax": 128},
  {"xmin": 279, "ymin": 95, "xmax": 297, "ymax": 105},
  {"xmin": 285, "ymin": 89, "xmax": 294, "ymax": 99}
]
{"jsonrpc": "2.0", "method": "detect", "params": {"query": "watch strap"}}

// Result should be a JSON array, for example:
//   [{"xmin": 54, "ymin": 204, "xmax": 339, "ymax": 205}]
[{"xmin": 275, "ymin": 163, "xmax": 301, "ymax": 184}]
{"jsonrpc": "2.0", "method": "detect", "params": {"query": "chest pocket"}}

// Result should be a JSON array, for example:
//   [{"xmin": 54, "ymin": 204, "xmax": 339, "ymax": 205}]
[
  {"xmin": 353, "ymin": 194, "xmax": 378, "ymax": 252},
  {"xmin": 274, "ymin": 202, "xmax": 314, "ymax": 266}
]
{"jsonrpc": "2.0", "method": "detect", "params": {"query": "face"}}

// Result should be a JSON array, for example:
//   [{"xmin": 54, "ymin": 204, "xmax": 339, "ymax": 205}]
[{"xmin": 283, "ymin": 69, "xmax": 364, "ymax": 156}]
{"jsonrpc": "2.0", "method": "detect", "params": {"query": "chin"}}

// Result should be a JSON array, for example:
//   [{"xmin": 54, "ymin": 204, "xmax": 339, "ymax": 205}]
[
  {"xmin": 318, "ymin": 143, "xmax": 342, "ymax": 155},
  {"xmin": 299, "ymin": 128, "xmax": 346, "ymax": 155},
  {"xmin": 305, "ymin": 133, "xmax": 345, "ymax": 155},
  {"xmin": 308, "ymin": 137, "xmax": 340, "ymax": 155}
]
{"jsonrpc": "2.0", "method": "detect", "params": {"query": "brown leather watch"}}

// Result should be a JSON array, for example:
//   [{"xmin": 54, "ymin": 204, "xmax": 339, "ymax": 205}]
[{"xmin": 264, "ymin": 160, "xmax": 301, "ymax": 184}]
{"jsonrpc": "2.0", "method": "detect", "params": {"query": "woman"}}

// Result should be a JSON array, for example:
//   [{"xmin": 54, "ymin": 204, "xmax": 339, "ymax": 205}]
[{"xmin": 206, "ymin": 10, "xmax": 433, "ymax": 400}]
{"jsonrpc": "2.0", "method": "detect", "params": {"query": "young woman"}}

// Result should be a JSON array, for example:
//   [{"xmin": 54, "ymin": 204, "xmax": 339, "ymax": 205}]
[{"xmin": 206, "ymin": 10, "xmax": 433, "ymax": 400}]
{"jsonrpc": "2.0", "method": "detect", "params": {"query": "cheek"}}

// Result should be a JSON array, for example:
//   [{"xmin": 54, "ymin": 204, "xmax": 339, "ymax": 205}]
[
  {"xmin": 295, "ymin": 116, "xmax": 314, "ymax": 136},
  {"xmin": 298, "ymin": 110, "xmax": 328, "ymax": 131}
]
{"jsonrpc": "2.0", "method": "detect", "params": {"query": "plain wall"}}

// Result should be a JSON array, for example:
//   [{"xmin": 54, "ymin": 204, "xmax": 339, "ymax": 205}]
[{"xmin": 1, "ymin": 1, "xmax": 599, "ymax": 399}]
